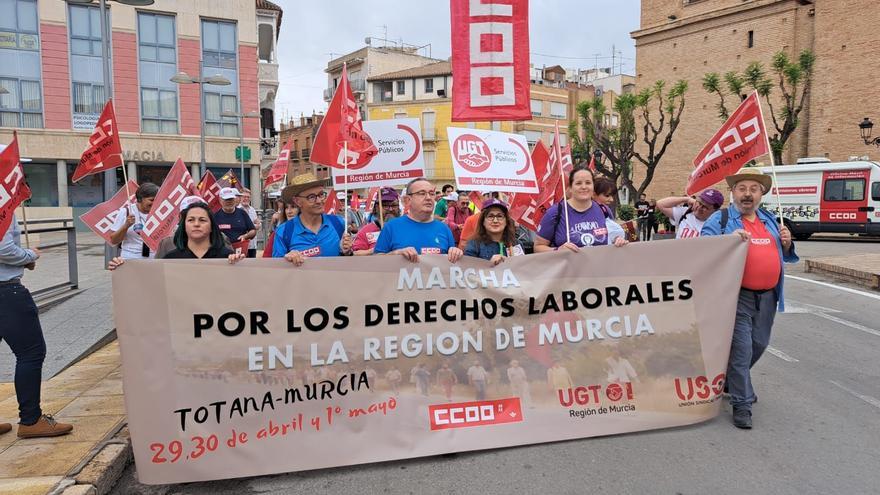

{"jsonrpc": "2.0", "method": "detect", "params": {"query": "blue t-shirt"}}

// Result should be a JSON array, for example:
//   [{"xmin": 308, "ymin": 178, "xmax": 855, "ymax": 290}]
[
  {"xmin": 272, "ymin": 215, "xmax": 342, "ymax": 257},
  {"xmin": 536, "ymin": 201, "xmax": 625, "ymax": 248},
  {"xmin": 214, "ymin": 208, "xmax": 255, "ymax": 243},
  {"xmin": 373, "ymin": 216, "xmax": 456, "ymax": 255}
]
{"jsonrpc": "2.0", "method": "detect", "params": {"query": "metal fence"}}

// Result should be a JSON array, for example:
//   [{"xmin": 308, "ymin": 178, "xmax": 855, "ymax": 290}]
[{"xmin": 17, "ymin": 218, "xmax": 79, "ymax": 300}]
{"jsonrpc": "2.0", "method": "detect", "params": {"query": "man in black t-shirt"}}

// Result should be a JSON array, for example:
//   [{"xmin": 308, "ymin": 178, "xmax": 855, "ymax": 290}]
[
  {"xmin": 214, "ymin": 187, "xmax": 255, "ymax": 251},
  {"xmin": 635, "ymin": 193, "xmax": 650, "ymax": 241}
]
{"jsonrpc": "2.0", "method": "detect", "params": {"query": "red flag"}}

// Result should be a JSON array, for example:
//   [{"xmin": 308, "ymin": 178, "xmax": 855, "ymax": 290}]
[
  {"xmin": 311, "ymin": 64, "xmax": 378, "ymax": 170},
  {"xmin": 265, "ymin": 141, "xmax": 291, "ymax": 188},
  {"xmin": 217, "ymin": 169, "xmax": 243, "ymax": 191},
  {"xmin": 324, "ymin": 190, "xmax": 341, "ymax": 215},
  {"xmin": 366, "ymin": 187, "xmax": 380, "ymax": 210},
  {"xmin": 0, "ymin": 133, "xmax": 32, "ymax": 238},
  {"xmin": 138, "ymin": 158, "xmax": 198, "ymax": 251},
  {"xmin": 196, "ymin": 171, "xmax": 222, "ymax": 213},
  {"xmin": 587, "ymin": 154, "xmax": 596, "ymax": 172},
  {"xmin": 687, "ymin": 91, "xmax": 769, "ymax": 195},
  {"xmin": 79, "ymin": 180, "xmax": 138, "ymax": 244},
  {"xmin": 468, "ymin": 190, "xmax": 482, "ymax": 208},
  {"xmin": 535, "ymin": 123, "xmax": 569, "ymax": 207},
  {"xmin": 351, "ymin": 191, "xmax": 361, "ymax": 211},
  {"xmin": 450, "ymin": 0, "xmax": 531, "ymax": 121},
  {"xmin": 72, "ymin": 99, "xmax": 124, "ymax": 182},
  {"xmin": 553, "ymin": 143, "xmax": 574, "ymax": 202},
  {"xmin": 509, "ymin": 140, "xmax": 550, "ymax": 231}
]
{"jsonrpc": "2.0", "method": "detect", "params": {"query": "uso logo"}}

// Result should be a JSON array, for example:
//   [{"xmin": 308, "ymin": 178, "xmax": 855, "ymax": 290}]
[
  {"xmin": 673, "ymin": 373, "xmax": 725, "ymax": 401},
  {"xmin": 453, "ymin": 134, "xmax": 492, "ymax": 173}
]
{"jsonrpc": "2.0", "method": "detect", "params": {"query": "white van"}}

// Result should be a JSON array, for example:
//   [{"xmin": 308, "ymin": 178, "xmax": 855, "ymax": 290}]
[{"xmin": 756, "ymin": 161, "xmax": 880, "ymax": 240}]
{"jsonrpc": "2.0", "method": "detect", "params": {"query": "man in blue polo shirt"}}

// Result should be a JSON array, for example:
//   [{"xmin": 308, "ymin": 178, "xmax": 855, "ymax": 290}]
[
  {"xmin": 374, "ymin": 177, "xmax": 463, "ymax": 263},
  {"xmin": 273, "ymin": 173, "xmax": 352, "ymax": 264}
]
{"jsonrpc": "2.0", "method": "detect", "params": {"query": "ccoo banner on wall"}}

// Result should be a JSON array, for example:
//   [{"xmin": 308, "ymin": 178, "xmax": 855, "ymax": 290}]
[
  {"xmin": 113, "ymin": 236, "xmax": 747, "ymax": 484},
  {"xmin": 450, "ymin": 0, "xmax": 531, "ymax": 122}
]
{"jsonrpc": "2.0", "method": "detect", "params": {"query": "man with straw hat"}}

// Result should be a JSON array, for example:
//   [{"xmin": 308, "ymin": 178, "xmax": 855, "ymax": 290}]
[
  {"xmin": 701, "ymin": 168, "xmax": 798, "ymax": 429},
  {"xmin": 272, "ymin": 172, "xmax": 352, "ymax": 264}
]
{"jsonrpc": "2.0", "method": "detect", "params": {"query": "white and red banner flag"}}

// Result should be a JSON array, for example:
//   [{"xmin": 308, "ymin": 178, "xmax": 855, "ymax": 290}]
[
  {"xmin": 509, "ymin": 139, "xmax": 551, "ymax": 230},
  {"xmin": 0, "ymin": 133, "xmax": 32, "ymax": 238},
  {"xmin": 138, "ymin": 158, "xmax": 198, "ymax": 251},
  {"xmin": 72, "ymin": 99, "xmax": 124, "ymax": 182},
  {"xmin": 265, "ymin": 141, "xmax": 291, "ymax": 189},
  {"xmin": 447, "ymin": 127, "xmax": 537, "ymax": 193},
  {"xmin": 312, "ymin": 64, "xmax": 378, "ymax": 171},
  {"xmin": 196, "ymin": 171, "xmax": 222, "ymax": 213},
  {"xmin": 687, "ymin": 91, "xmax": 769, "ymax": 195},
  {"xmin": 450, "ymin": 0, "xmax": 531, "ymax": 121},
  {"xmin": 330, "ymin": 118, "xmax": 425, "ymax": 189},
  {"xmin": 79, "ymin": 180, "xmax": 139, "ymax": 244}
]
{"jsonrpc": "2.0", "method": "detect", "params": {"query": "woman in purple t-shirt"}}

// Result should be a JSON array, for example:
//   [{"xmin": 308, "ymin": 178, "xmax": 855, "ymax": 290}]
[{"xmin": 534, "ymin": 167, "xmax": 628, "ymax": 253}]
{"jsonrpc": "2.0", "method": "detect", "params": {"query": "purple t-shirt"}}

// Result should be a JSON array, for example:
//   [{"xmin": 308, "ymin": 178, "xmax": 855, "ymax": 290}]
[{"xmin": 537, "ymin": 201, "xmax": 610, "ymax": 248}]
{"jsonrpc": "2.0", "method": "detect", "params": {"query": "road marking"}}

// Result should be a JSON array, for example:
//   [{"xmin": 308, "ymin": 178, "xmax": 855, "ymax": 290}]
[
  {"xmin": 784, "ymin": 300, "xmax": 841, "ymax": 314},
  {"xmin": 766, "ymin": 346, "xmax": 798, "ymax": 362},
  {"xmin": 829, "ymin": 380, "xmax": 880, "ymax": 410},
  {"xmin": 814, "ymin": 312, "xmax": 880, "ymax": 338},
  {"xmin": 785, "ymin": 275, "xmax": 880, "ymax": 301}
]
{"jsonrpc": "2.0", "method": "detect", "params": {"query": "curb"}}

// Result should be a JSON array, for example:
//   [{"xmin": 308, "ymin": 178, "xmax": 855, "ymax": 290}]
[
  {"xmin": 805, "ymin": 259, "xmax": 880, "ymax": 290},
  {"xmin": 50, "ymin": 424, "xmax": 132, "ymax": 495}
]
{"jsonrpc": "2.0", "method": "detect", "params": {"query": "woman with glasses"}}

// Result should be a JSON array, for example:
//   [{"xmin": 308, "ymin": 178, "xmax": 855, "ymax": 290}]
[
  {"xmin": 464, "ymin": 199, "xmax": 521, "ymax": 265},
  {"xmin": 272, "ymin": 173, "xmax": 353, "ymax": 265}
]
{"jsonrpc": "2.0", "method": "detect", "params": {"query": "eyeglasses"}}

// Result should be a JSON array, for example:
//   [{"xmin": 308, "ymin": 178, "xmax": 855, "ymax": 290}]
[
  {"xmin": 381, "ymin": 202, "xmax": 399, "ymax": 209},
  {"xmin": 408, "ymin": 190, "xmax": 436, "ymax": 199},
  {"xmin": 485, "ymin": 214, "xmax": 506, "ymax": 222},
  {"xmin": 297, "ymin": 191, "xmax": 328, "ymax": 203},
  {"xmin": 734, "ymin": 185, "xmax": 763, "ymax": 194}
]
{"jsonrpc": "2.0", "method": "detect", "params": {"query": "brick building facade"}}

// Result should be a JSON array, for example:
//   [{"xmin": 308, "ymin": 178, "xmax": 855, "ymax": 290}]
[{"xmin": 632, "ymin": 0, "xmax": 880, "ymax": 198}]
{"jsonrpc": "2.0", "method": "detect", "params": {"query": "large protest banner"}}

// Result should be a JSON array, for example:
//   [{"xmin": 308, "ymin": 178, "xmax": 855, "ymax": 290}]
[{"xmin": 113, "ymin": 236, "xmax": 746, "ymax": 484}]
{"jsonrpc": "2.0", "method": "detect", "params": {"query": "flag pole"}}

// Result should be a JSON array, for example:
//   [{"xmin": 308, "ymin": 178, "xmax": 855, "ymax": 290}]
[
  {"xmin": 378, "ymin": 190, "xmax": 385, "ymax": 225},
  {"xmin": 20, "ymin": 203, "xmax": 31, "ymax": 249},
  {"xmin": 343, "ymin": 141, "xmax": 349, "ymax": 217},
  {"xmin": 755, "ymin": 92, "xmax": 784, "ymax": 228},
  {"xmin": 555, "ymin": 121, "xmax": 571, "ymax": 243}
]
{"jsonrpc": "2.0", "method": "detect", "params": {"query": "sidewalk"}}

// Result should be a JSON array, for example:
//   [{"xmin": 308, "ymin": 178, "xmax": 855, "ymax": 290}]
[
  {"xmin": 805, "ymin": 253, "xmax": 880, "ymax": 290},
  {"xmin": 0, "ymin": 341, "xmax": 128, "ymax": 495}
]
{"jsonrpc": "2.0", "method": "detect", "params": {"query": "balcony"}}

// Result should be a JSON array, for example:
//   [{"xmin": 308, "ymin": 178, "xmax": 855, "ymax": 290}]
[
  {"xmin": 290, "ymin": 150, "xmax": 299, "ymax": 159},
  {"xmin": 302, "ymin": 149, "xmax": 311, "ymax": 160},
  {"xmin": 323, "ymin": 78, "xmax": 366, "ymax": 102}
]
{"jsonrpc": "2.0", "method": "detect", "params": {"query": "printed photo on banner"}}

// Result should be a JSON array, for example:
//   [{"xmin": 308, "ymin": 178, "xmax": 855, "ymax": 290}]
[
  {"xmin": 331, "ymin": 118, "xmax": 426, "ymax": 189},
  {"xmin": 447, "ymin": 127, "xmax": 538, "ymax": 194}
]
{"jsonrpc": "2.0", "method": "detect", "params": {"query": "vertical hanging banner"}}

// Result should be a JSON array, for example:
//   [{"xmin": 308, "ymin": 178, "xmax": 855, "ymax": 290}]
[
  {"xmin": 79, "ymin": 180, "xmax": 139, "ymax": 244},
  {"xmin": 451, "ymin": 0, "xmax": 531, "ymax": 122},
  {"xmin": 330, "ymin": 118, "xmax": 425, "ymax": 188},
  {"xmin": 447, "ymin": 127, "xmax": 538, "ymax": 193},
  {"xmin": 139, "ymin": 158, "xmax": 198, "ymax": 251}
]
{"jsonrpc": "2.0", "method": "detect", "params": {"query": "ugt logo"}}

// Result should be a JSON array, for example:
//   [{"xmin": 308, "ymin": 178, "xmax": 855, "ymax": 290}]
[
  {"xmin": 673, "ymin": 373, "xmax": 725, "ymax": 401},
  {"xmin": 453, "ymin": 134, "xmax": 492, "ymax": 173}
]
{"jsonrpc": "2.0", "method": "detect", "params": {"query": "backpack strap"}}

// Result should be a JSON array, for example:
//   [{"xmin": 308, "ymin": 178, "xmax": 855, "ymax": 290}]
[
  {"xmin": 597, "ymin": 203, "xmax": 611, "ymax": 219},
  {"xmin": 720, "ymin": 207, "xmax": 729, "ymax": 233}
]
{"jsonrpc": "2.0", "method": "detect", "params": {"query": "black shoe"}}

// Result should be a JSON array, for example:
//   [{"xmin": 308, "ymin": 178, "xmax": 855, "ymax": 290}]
[{"xmin": 732, "ymin": 407, "xmax": 752, "ymax": 429}]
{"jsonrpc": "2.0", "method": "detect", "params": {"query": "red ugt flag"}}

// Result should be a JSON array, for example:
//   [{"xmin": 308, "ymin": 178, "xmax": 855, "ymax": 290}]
[
  {"xmin": 311, "ymin": 64, "xmax": 378, "ymax": 171},
  {"xmin": 509, "ymin": 140, "xmax": 550, "ymax": 231},
  {"xmin": 72, "ymin": 100, "xmax": 124, "ymax": 182},
  {"xmin": 79, "ymin": 180, "xmax": 138, "ymax": 244},
  {"xmin": 196, "ymin": 171, "xmax": 222, "ymax": 213},
  {"xmin": 264, "ymin": 140, "xmax": 291, "ymax": 188},
  {"xmin": 687, "ymin": 91, "xmax": 769, "ymax": 195},
  {"xmin": 138, "ymin": 158, "xmax": 198, "ymax": 251},
  {"xmin": 0, "ymin": 133, "xmax": 32, "ymax": 238}
]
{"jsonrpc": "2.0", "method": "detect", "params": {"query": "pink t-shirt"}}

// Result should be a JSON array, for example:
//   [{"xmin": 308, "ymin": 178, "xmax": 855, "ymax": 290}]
[{"xmin": 353, "ymin": 222, "xmax": 381, "ymax": 251}]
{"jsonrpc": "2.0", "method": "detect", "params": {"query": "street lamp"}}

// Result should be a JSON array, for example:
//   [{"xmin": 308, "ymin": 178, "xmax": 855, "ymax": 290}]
[
  {"xmin": 858, "ymin": 117, "xmax": 880, "ymax": 147},
  {"xmin": 170, "ymin": 69, "xmax": 231, "ymax": 176},
  {"xmin": 221, "ymin": 110, "xmax": 261, "ymax": 181}
]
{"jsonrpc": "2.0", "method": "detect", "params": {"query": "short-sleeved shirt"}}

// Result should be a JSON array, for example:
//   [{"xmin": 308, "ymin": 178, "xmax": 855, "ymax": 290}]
[
  {"xmin": 352, "ymin": 221, "xmax": 381, "ymax": 252},
  {"xmin": 373, "ymin": 216, "xmax": 456, "ymax": 255},
  {"xmin": 214, "ymin": 208, "xmax": 255, "ymax": 244},
  {"xmin": 433, "ymin": 199, "xmax": 449, "ymax": 218},
  {"xmin": 740, "ymin": 216, "xmax": 781, "ymax": 290},
  {"xmin": 536, "ymin": 201, "xmax": 624, "ymax": 248},
  {"xmin": 671, "ymin": 206, "xmax": 705, "ymax": 239},
  {"xmin": 458, "ymin": 213, "xmax": 480, "ymax": 249},
  {"xmin": 111, "ymin": 204, "xmax": 153, "ymax": 259},
  {"xmin": 272, "ymin": 215, "xmax": 342, "ymax": 257},
  {"xmin": 240, "ymin": 205, "xmax": 259, "ymax": 249},
  {"xmin": 635, "ymin": 200, "xmax": 650, "ymax": 219}
]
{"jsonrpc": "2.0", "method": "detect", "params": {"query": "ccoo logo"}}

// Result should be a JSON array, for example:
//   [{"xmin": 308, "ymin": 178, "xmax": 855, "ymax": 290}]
[{"xmin": 453, "ymin": 134, "xmax": 492, "ymax": 173}]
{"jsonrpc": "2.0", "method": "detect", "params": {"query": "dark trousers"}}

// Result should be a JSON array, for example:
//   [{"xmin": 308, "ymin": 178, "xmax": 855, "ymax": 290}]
[
  {"xmin": 728, "ymin": 288, "xmax": 777, "ymax": 410},
  {"xmin": 0, "ymin": 282, "xmax": 45, "ymax": 424}
]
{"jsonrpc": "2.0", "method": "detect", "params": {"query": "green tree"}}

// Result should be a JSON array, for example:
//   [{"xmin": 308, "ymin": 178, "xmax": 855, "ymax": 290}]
[
  {"xmin": 571, "ymin": 80, "xmax": 688, "ymax": 204},
  {"xmin": 702, "ymin": 50, "xmax": 815, "ymax": 165}
]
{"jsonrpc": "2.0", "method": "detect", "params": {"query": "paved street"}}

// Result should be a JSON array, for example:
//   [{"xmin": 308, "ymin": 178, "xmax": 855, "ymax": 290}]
[{"xmin": 107, "ymin": 236, "xmax": 880, "ymax": 495}]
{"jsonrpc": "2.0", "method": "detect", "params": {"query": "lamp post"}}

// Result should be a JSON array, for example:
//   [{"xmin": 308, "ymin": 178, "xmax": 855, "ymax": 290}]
[
  {"xmin": 858, "ymin": 117, "xmax": 880, "ymax": 147},
  {"xmin": 68, "ymin": 0, "xmax": 155, "ymax": 264},
  {"xmin": 220, "ymin": 110, "xmax": 261, "ymax": 182},
  {"xmin": 170, "ymin": 67, "xmax": 231, "ymax": 177}
]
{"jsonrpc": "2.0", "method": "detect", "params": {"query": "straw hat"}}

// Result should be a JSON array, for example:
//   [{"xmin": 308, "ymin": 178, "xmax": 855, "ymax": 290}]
[
  {"xmin": 725, "ymin": 168, "xmax": 772, "ymax": 192},
  {"xmin": 281, "ymin": 172, "xmax": 330, "ymax": 204}
]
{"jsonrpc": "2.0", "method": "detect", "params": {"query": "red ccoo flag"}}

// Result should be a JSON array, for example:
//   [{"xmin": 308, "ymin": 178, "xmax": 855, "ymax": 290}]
[
  {"xmin": 509, "ymin": 140, "xmax": 551, "ymax": 231},
  {"xmin": 324, "ymin": 190, "xmax": 341, "ymax": 215},
  {"xmin": 72, "ymin": 99, "xmax": 124, "ymax": 182},
  {"xmin": 687, "ymin": 91, "xmax": 769, "ymax": 195},
  {"xmin": 265, "ymin": 141, "xmax": 291, "ymax": 188},
  {"xmin": 0, "ymin": 133, "xmax": 32, "ymax": 238},
  {"xmin": 311, "ymin": 64, "xmax": 378, "ymax": 171},
  {"xmin": 79, "ymin": 180, "xmax": 138, "ymax": 244},
  {"xmin": 196, "ymin": 171, "xmax": 222, "ymax": 212},
  {"xmin": 138, "ymin": 158, "xmax": 198, "ymax": 251}
]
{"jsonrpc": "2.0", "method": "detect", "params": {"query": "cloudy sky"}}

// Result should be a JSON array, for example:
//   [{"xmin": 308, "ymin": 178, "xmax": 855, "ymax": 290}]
[{"xmin": 272, "ymin": 0, "xmax": 641, "ymax": 124}]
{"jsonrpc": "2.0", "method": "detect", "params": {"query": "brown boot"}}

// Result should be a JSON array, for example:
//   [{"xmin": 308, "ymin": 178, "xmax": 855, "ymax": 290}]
[
  {"xmin": 17, "ymin": 415, "xmax": 73, "ymax": 438},
  {"xmin": 0, "ymin": 423, "xmax": 11, "ymax": 435}
]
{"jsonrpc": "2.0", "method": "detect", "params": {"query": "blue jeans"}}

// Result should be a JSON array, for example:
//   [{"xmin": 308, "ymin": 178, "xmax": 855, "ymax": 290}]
[
  {"xmin": 728, "ymin": 288, "xmax": 777, "ymax": 410},
  {"xmin": 0, "ymin": 282, "xmax": 46, "ymax": 424}
]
